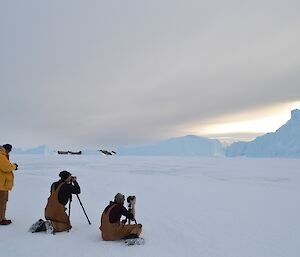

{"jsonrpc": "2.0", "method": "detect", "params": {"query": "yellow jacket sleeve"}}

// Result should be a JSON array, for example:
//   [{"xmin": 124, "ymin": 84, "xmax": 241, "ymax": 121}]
[{"xmin": 0, "ymin": 154, "xmax": 16, "ymax": 172}]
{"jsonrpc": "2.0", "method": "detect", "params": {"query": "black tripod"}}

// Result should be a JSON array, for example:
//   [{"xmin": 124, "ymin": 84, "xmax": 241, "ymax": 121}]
[
  {"xmin": 76, "ymin": 194, "xmax": 91, "ymax": 225},
  {"xmin": 68, "ymin": 194, "xmax": 91, "ymax": 225},
  {"xmin": 67, "ymin": 195, "xmax": 72, "ymax": 232},
  {"xmin": 68, "ymin": 195, "xmax": 72, "ymax": 220}
]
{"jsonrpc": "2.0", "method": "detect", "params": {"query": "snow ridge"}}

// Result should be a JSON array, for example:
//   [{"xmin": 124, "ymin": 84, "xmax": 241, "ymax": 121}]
[
  {"xmin": 11, "ymin": 109, "xmax": 300, "ymax": 158},
  {"xmin": 118, "ymin": 135, "xmax": 224, "ymax": 156},
  {"xmin": 226, "ymin": 109, "xmax": 300, "ymax": 157}
]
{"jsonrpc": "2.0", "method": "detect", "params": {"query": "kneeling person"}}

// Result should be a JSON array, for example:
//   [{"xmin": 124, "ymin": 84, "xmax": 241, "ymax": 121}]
[
  {"xmin": 44, "ymin": 170, "xmax": 80, "ymax": 233},
  {"xmin": 100, "ymin": 193, "xmax": 142, "ymax": 241}
]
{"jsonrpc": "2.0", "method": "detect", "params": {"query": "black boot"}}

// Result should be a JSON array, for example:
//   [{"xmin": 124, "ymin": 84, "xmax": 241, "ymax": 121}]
[{"xmin": 123, "ymin": 233, "xmax": 138, "ymax": 239}]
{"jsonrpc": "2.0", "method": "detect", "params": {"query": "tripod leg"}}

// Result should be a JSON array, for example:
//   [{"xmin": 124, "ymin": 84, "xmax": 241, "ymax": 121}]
[
  {"xmin": 76, "ymin": 194, "xmax": 91, "ymax": 225},
  {"xmin": 67, "ymin": 197, "xmax": 72, "ymax": 232},
  {"xmin": 68, "ymin": 199, "xmax": 72, "ymax": 220}
]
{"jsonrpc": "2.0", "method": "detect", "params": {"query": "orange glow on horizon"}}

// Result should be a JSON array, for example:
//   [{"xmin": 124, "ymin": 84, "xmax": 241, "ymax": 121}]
[{"xmin": 186, "ymin": 100, "xmax": 300, "ymax": 140}]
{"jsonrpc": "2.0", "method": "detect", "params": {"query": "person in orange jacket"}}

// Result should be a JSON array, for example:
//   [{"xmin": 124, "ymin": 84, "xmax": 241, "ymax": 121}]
[
  {"xmin": 44, "ymin": 171, "xmax": 81, "ymax": 233},
  {"xmin": 100, "ymin": 193, "xmax": 142, "ymax": 241},
  {"xmin": 0, "ymin": 144, "xmax": 18, "ymax": 225}
]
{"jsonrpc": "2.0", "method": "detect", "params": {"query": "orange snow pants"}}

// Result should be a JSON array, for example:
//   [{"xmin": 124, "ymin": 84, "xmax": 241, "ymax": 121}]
[
  {"xmin": 45, "ymin": 183, "xmax": 71, "ymax": 232},
  {"xmin": 0, "ymin": 191, "xmax": 8, "ymax": 220}
]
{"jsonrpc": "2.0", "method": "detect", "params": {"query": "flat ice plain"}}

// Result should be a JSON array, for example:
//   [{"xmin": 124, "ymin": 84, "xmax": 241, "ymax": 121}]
[{"xmin": 0, "ymin": 154, "xmax": 299, "ymax": 257}]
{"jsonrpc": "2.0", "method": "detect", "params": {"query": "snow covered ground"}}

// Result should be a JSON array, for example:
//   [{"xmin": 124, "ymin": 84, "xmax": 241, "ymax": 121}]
[{"xmin": 1, "ymin": 155, "xmax": 299, "ymax": 257}]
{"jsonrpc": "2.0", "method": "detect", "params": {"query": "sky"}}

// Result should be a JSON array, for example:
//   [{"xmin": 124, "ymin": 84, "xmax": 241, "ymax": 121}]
[{"xmin": 1, "ymin": 0, "xmax": 300, "ymax": 149}]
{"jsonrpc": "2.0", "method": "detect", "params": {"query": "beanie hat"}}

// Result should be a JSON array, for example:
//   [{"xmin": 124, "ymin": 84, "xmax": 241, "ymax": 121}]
[
  {"xmin": 3, "ymin": 144, "xmax": 12, "ymax": 152},
  {"xmin": 59, "ymin": 170, "xmax": 72, "ymax": 180},
  {"xmin": 114, "ymin": 193, "xmax": 125, "ymax": 204}
]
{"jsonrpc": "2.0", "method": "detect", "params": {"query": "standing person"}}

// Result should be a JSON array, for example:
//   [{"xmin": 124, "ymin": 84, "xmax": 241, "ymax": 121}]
[
  {"xmin": 44, "ymin": 170, "xmax": 80, "ymax": 233},
  {"xmin": 100, "ymin": 193, "xmax": 142, "ymax": 241},
  {"xmin": 0, "ymin": 144, "xmax": 18, "ymax": 225}
]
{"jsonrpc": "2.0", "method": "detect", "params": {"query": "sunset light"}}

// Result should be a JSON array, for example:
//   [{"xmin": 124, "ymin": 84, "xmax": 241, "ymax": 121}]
[{"xmin": 188, "ymin": 100, "xmax": 300, "ymax": 141}]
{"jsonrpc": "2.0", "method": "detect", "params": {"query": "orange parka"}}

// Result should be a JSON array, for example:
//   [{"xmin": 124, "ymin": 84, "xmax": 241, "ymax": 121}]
[{"xmin": 0, "ymin": 146, "xmax": 17, "ymax": 191}]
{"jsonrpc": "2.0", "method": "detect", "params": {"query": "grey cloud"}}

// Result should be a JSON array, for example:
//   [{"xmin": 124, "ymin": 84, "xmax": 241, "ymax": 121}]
[{"xmin": 1, "ymin": 0, "xmax": 300, "ymax": 148}]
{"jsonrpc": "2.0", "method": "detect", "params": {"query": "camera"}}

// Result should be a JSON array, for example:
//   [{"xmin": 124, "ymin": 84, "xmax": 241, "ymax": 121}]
[
  {"xmin": 127, "ymin": 195, "xmax": 136, "ymax": 203},
  {"xmin": 126, "ymin": 195, "xmax": 137, "ymax": 224}
]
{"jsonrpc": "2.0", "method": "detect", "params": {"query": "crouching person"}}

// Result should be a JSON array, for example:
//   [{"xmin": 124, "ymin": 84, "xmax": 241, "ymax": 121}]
[
  {"xmin": 44, "ymin": 170, "xmax": 80, "ymax": 233},
  {"xmin": 100, "ymin": 193, "xmax": 142, "ymax": 241}
]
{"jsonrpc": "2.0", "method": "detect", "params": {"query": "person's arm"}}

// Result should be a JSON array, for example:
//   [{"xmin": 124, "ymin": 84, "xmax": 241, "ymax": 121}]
[
  {"xmin": 0, "ymin": 155, "xmax": 17, "ymax": 172},
  {"xmin": 69, "ymin": 181, "xmax": 81, "ymax": 194},
  {"xmin": 121, "ymin": 206, "xmax": 134, "ymax": 221}
]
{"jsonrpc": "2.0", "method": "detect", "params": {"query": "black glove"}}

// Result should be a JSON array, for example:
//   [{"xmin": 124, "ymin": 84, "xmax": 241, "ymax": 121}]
[{"xmin": 14, "ymin": 163, "xmax": 18, "ymax": 170}]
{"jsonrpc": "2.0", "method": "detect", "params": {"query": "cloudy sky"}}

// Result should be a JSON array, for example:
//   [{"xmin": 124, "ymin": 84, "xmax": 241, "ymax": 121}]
[{"xmin": 1, "ymin": 0, "xmax": 300, "ymax": 149}]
